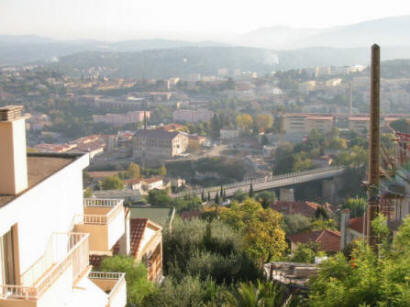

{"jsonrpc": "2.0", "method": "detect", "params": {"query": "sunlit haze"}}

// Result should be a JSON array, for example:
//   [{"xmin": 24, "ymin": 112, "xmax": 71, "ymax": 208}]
[{"xmin": 1, "ymin": 0, "xmax": 410, "ymax": 40}]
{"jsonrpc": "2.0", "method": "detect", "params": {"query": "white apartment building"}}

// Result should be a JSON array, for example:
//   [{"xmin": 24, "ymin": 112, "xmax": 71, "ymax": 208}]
[{"xmin": 0, "ymin": 106, "xmax": 128, "ymax": 307}]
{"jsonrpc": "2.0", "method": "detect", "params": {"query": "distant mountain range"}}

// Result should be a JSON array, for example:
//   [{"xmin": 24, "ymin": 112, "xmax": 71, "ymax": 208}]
[
  {"xmin": 233, "ymin": 15, "xmax": 410, "ymax": 49},
  {"xmin": 47, "ymin": 46, "xmax": 410, "ymax": 79},
  {"xmin": 1, "ymin": 15, "xmax": 410, "ymax": 68}
]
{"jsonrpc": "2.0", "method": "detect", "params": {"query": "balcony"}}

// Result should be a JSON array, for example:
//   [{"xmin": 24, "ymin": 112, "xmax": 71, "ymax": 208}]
[
  {"xmin": 75, "ymin": 198, "xmax": 125, "ymax": 254},
  {"xmin": 0, "ymin": 232, "xmax": 89, "ymax": 304},
  {"xmin": 89, "ymin": 272, "xmax": 127, "ymax": 307}
]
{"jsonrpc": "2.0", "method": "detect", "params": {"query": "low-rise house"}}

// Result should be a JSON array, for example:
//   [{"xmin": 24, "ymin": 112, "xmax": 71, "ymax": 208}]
[
  {"xmin": 289, "ymin": 230, "xmax": 341, "ymax": 253},
  {"xmin": 128, "ymin": 219, "xmax": 163, "ymax": 281},
  {"xmin": 270, "ymin": 201, "xmax": 333, "ymax": 218}
]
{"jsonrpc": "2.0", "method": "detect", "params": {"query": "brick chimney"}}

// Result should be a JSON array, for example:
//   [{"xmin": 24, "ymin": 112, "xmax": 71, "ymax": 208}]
[{"xmin": 0, "ymin": 105, "xmax": 28, "ymax": 195}]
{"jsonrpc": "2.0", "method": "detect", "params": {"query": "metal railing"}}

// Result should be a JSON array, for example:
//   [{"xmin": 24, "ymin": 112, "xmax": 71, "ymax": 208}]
[
  {"xmin": 1, "ymin": 232, "xmax": 89, "ymax": 300},
  {"xmin": 89, "ymin": 272, "xmax": 126, "ymax": 305},
  {"xmin": 83, "ymin": 198, "xmax": 123, "ymax": 208},
  {"xmin": 174, "ymin": 166, "xmax": 345, "ymax": 198},
  {"xmin": 77, "ymin": 200, "xmax": 123, "ymax": 225}
]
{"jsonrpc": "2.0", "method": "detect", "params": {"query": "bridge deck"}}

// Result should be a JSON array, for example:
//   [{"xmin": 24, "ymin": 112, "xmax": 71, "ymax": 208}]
[{"xmin": 174, "ymin": 167, "xmax": 345, "ymax": 199}]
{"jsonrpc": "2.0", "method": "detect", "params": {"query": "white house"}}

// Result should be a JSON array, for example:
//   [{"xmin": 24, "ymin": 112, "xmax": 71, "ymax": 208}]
[{"xmin": 0, "ymin": 105, "xmax": 127, "ymax": 307}]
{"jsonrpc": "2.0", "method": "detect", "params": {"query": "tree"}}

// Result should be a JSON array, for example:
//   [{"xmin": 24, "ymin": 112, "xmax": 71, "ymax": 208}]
[
  {"xmin": 220, "ymin": 185, "xmax": 223, "ymax": 197},
  {"xmin": 224, "ymin": 280, "xmax": 290, "ymax": 307},
  {"xmin": 343, "ymin": 198, "xmax": 367, "ymax": 218},
  {"xmin": 100, "ymin": 255, "xmax": 154, "ymax": 305},
  {"xmin": 147, "ymin": 189, "xmax": 173, "ymax": 207},
  {"xmin": 201, "ymin": 190, "xmax": 206, "ymax": 202},
  {"xmin": 101, "ymin": 175, "xmax": 124, "ymax": 190},
  {"xmin": 159, "ymin": 164, "xmax": 167, "ymax": 176},
  {"xmin": 127, "ymin": 162, "xmax": 141, "ymax": 179},
  {"xmin": 249, "ymin": 183, "xmax": 254, "ymax": 198},
  {"xmin": 290, "ymin": 242, "xmax": 321, "ymax": 263},
  {"xmin": 207, "ymin": 191, "xmax": 211, "ymax": 202},
  {"xmin": 83, "ymin": 187, "xmax": 92, "ymax": 198},
  {"xmin": 236, "ymin": 113, "xmax": 254, "ymax": 132},
  {"xmin": 255, "ymin": 191, "xmax": 276, "ymax": 209},
  {"xmin": 256, "ymin": 114, "xmax": 274, "ymax": 132},
  {"xmin": 220, "ymin": 199, "xmax": 287, "ymax": 263},
  {"xmin": 215, "ymin": 193, "xmax": 220, "ymax": 205},
  {"xmin": 308, "ymin": 216, "xmax": 410, "ymax": 307},
  {"xmin": 281, "ymin": 214, "xmax": 312, "ymax": 235}
]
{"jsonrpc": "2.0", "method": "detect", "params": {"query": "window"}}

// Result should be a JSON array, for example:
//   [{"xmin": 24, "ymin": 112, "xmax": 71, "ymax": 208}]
[{"xmin": 0, "ymin": 226, "xmax": 18, "ymax": 285}]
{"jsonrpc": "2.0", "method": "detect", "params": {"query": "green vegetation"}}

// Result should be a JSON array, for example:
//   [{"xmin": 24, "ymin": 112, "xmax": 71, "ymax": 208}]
[
  {"xmin": 220, "ymin": 198, "xmax": 287, "ymax": 264},
  {"xmin": 146, "ymin": 189, "xmax": 202, "ymax": 212},
  {"xmin": 308, "ymin": 216, "xmax": 410, "ymax": 307},
  {"xmin": 100, "ymin": 255, "xmax": 155, "ymax": 305},
  {"xmin": 101, "ymin": 175, "xmax": 124, "ymax": 190}
]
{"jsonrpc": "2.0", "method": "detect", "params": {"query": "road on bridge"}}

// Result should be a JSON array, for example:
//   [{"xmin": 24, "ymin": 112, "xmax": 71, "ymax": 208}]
[{"xmin": 173, "ymin": 166, "xmax": 345, "ymax": 199}]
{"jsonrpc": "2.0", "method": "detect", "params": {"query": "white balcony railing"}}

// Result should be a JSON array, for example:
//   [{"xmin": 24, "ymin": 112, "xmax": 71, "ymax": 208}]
[
  {"xmin": 1, "ymin": 232, "xmax": 89, "ymax": 300},
  {"xmin": 89, "ymin": 272, "xmax": 126, "ymax": 306},
  {"xmin": 83, "ymin": 198, "xmax": 123, "ymax": 208},
  {"xmin": 77, "ymin": 199, "xmax": 124, "ymax": 225}
]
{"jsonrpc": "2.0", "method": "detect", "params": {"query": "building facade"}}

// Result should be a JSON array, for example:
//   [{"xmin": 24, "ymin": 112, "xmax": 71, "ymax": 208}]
[{"xmin": 133, "ymin": 130, "xmax": 188, "ymax": 160}]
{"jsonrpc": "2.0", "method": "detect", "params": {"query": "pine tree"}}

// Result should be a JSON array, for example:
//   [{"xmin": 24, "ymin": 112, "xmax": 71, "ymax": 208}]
[
  {"xmin": 207, "ymin": 191, "xmax": 211, "ymax": 202},
  {"xmin": 201, "ymin": 191, "xmax": 205, "ymax": 202},
  {"xmin": 223, "ymin": 189, "xmax": 227, "ymax": 201},
  {"xmin": 220, "ymin": 185, "xmax": 223, "ymax": 197},
  {"xmin": 215, "ymin": 193, "xmax": 220, "ymax": 205},
  {"xmin": 249, "ymin": 183, "xmax": 254, "ymax": 197}
]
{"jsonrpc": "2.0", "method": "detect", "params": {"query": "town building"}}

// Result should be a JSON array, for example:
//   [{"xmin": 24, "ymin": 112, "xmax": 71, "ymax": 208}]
[
  {"xmin": 0, "ymin": 105, "xmax": 164, "ymax": 306},
  {"xmin": 283, "ymin": 114, "xmax": 334, "ymax": 135},
  {"xmin": 270, "ymin": 201, "xmax": 333, "ymax": 218},
  {"xmin": 133, "ymin": 130, "xmax": 189, "ymax": 160},
  {"xmin": 173, "ymin": 109, "xmax": 214, "ymax": 123},
  {"xmin": 0, "ymin": 105, "xmax": 127, "ymax": 307},
  {"xmin": 289, "ymin": 230, "xmax": 341, "ymax": 253},
  {"xmin": 93, "ymin": 111, "xmax": 150, "ymax": 127}
]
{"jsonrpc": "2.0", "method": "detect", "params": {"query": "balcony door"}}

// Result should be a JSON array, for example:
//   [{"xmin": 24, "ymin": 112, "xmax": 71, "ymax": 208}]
[{"xmin": 0, "ymin": 226, "xmax": 18, "ymax": 285}]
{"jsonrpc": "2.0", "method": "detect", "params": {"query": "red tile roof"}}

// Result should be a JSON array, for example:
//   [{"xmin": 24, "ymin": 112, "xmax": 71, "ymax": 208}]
[
  {"xmin": 289, "ymin": 229, "xmax": 341, "ymax": 253},
  {"xmin": 348, "ymin": 217, "xmax": 368, "ymax": 235},
  {"xmin": 270, "ymin": 201, "xmax": 321, "ymax": 218},
  {"xmin": 130, "ymin": 218, "xmax": 149, "ymax": 257}
]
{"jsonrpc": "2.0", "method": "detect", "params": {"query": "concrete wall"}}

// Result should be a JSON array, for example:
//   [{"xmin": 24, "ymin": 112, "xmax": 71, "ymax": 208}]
[{"xmin": 0, "ymin": 154, "xmax": 89, "ymax": 282}]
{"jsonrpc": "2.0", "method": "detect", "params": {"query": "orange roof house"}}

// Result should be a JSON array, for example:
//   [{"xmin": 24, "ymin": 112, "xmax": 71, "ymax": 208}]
[
  {"xmin": 270, "ymin": 201, "xmax": 332, "ymax": 218},
  {"xmin": 129, "ymin": 218, "xmax": 163, "ymax": 281},
  {"xmin": 289, "ymin": 229, "xmax": 341, "ymax": 253}
]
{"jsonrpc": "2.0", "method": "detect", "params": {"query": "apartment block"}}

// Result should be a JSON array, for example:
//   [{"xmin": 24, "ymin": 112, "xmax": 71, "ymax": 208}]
[
  {"xmin": 283, "ymin": 113, "xmax": 334, "ymax": 135},
  {"xmin": 0, "ymin": 105, "xmax": 163, "ymax": 307},
  {"xmin": 133, "ymin": 129, "xmax": 189, "ymax": 160}
]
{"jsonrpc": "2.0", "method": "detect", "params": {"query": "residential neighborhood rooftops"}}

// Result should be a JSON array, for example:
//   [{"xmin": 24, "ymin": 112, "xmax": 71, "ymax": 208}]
[
  {"xmin": 270, "ymin": 200, "xmax": 327, "ymax": 218},
  {"xmin": 289, "ymin": 229, "xmax": 341, "ymax": 253},
  {"xmin": 348, "ymin": 216, "xmax": 368, "ymax": 235}
]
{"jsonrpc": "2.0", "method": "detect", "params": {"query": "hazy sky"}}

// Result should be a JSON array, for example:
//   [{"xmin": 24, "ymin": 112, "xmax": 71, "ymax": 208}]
[{"xmin": 1, "ymin": 0, "xmax": 410, "ymax": 40}]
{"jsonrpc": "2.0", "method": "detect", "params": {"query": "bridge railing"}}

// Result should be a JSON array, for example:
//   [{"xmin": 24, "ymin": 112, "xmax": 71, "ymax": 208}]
[{"xmin": 174, "ymin": 166, "xmax": 345, "ymax": 199}]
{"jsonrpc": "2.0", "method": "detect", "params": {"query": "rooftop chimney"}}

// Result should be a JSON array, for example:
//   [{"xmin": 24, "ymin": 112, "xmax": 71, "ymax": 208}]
[{"xmin": 0, "ymin": 105, "xmax": 28, "ymax": 195}]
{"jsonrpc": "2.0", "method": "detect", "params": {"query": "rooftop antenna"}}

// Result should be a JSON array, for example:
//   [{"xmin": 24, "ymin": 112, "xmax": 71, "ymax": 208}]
[{"xmin": 367, "ymin": 44, "xmax": 381, "ymax": 249}]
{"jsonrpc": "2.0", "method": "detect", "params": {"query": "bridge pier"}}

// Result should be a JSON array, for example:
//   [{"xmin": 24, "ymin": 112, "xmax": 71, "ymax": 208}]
[{"xmin": 322, "ymin": 177, "xmax": 343, "ymax": 203}]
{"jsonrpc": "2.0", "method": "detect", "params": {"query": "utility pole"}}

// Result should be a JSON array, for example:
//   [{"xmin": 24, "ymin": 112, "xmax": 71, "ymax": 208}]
[
  {"xmin": 349, "ymin": 82, "xmax": 353, "ymax": 115},
  {"xmin": 367, "ymin": 44, "xmax": 381, "ymax": 249}
]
